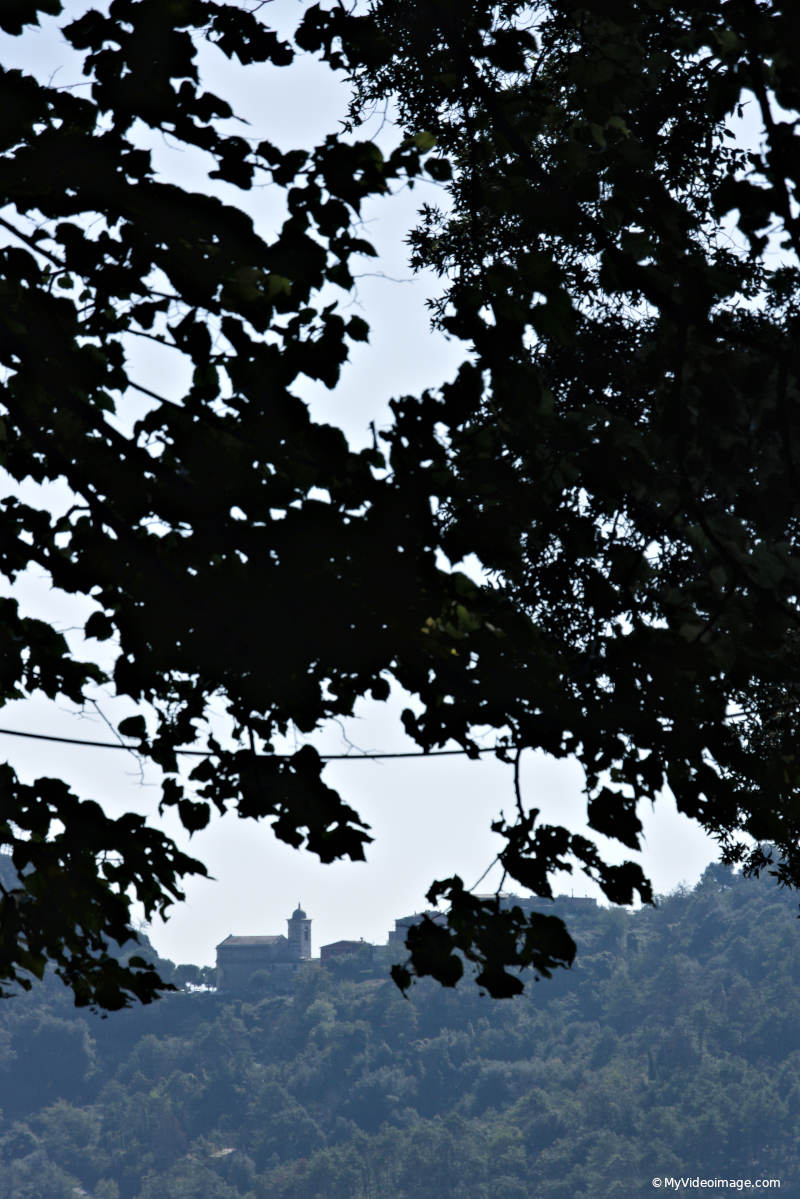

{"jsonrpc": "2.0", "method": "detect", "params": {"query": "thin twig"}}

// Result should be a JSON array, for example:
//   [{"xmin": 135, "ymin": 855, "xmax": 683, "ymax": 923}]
[{"xmin": 89, "ymin": 700, "xmax": 146, "ymax": 782}]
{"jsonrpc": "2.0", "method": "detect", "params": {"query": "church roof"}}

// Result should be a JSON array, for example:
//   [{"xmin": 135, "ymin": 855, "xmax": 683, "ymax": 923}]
[
  {"xmin": 217, "ymin": 935, "xmax": 286, "ymax": 948},
  {"xmin": 291, "ymin": 906, "xmax": 307, "ymax": 920}
]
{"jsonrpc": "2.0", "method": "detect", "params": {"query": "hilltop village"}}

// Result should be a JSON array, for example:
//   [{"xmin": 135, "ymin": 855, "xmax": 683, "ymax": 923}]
[{"xmin": 214, "ymin": 895, "xmax": 597, "ymax": 990}]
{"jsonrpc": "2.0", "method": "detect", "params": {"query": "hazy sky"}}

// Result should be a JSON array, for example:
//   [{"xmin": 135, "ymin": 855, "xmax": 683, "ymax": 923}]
[{"xmin": 0, "ymin": 1, "xmax": 716, "ymax": 970}]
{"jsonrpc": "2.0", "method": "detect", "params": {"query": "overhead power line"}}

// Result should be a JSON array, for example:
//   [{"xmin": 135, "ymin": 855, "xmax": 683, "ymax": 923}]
[{"xmin": 0, "ymin": 726, "xmax": 510, "ymax": 762}]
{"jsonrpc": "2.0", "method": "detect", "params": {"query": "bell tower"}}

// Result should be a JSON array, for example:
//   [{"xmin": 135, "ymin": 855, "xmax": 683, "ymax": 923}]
[{"xmin": 287, "ymin": 903, "xmax": 312, "ymax": 960}]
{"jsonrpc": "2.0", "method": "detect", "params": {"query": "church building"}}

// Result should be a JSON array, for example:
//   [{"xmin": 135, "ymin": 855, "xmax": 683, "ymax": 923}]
[{"xmin": 216, "ymin": 905, "xmax": 312, "ymax": 990}]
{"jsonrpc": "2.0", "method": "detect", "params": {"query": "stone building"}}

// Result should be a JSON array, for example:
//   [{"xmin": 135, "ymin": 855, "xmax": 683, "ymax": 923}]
[
  {"xmin": 474, "ymin": 892, "xmax": 597, "ymax": 913},
  {"xmin": 320, "ymin": 938, "xmax": 374, "ymax": 962},
  {"xmin": 387, "ymin": 910, "xmax": 447, "ymax": 943},
  {"xmin": 386, "ymin": 895, "xmax": 597, "ymax": 950},
  {"xmin": 216, "ymin": 905, "xmax": 312, "ymax": 990}
]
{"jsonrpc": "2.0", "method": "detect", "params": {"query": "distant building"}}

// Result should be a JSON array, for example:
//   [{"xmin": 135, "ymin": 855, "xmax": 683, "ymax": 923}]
[
  {"xmin": 320, "ymin": 939, "xmax": 374, "ymax": 962},
  {"xmin": 216, "ymin": 905, "xmax": 311, "ymax": 990},
  {"xmin": 387, "ymin": 910, "xmax": 447, "ymax": 943},
  {"xmin": 475, "ymin": 892, "xmax": 597, "ymax": 912},
  {"xmin": 0, "ymin": 846, "xmax": 17, "ymax": 893},
  {"xmin": 287, "ymin": 904, "xmax": 312, "ymax": 959}
]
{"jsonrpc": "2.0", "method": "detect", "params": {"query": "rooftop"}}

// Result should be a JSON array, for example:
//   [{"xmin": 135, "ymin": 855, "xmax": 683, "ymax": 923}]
[{"xmin": 218, "ymin": 935, "xmax": 286, "ymax": 947}]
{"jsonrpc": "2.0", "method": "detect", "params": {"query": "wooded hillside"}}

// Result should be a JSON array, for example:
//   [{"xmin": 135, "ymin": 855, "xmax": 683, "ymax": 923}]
[{"xmin": 1, "ymin": 867, "xmax": 798, "ymax": 1197}]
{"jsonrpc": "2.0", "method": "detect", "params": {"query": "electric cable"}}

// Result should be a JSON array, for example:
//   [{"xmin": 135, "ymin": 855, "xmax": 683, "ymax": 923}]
[{"xmin": 0, "ymin": 725, "xmax": 511, "ymax": 761}]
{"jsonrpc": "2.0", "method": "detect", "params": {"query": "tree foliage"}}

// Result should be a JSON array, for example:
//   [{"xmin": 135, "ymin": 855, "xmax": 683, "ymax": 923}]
[
  {"xmin": 1, "ymin": 0, "xmax": 800, "ymax": 1004},
  {"xmin": 318, "ymin": 0, "xmax": 800, "ymax": 985},
  {"xmin": 0, "ymin": 0, "xmax": 439, "ymax": 1006}
]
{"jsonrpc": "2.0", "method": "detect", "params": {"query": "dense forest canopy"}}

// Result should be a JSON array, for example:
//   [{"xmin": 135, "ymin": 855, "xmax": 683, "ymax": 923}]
[
  {"xmin": 0, "ymin": 868, "xmax": 797, "ymax": 1198},
  {"xmin": 1, "ymin": 0, "xmax": 800, "ymax": 1005}
]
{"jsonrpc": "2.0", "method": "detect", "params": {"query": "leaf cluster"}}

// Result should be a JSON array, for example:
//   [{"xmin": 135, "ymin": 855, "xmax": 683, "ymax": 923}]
[{"xmin": 342, "ymin": 0, "xmax": 800, "ymax": 986}]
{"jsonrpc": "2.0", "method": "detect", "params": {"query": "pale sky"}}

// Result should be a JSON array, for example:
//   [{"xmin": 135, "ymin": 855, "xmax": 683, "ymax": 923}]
[{"xmin": 0, "ymin": 1, "xmax": 716, "ymax": 971}]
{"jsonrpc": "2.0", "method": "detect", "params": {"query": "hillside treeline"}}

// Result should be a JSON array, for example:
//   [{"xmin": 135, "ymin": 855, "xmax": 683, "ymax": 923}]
[{"xmin": 1, "ymin": 866, "xmax": 798, "ymax": 1198}]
